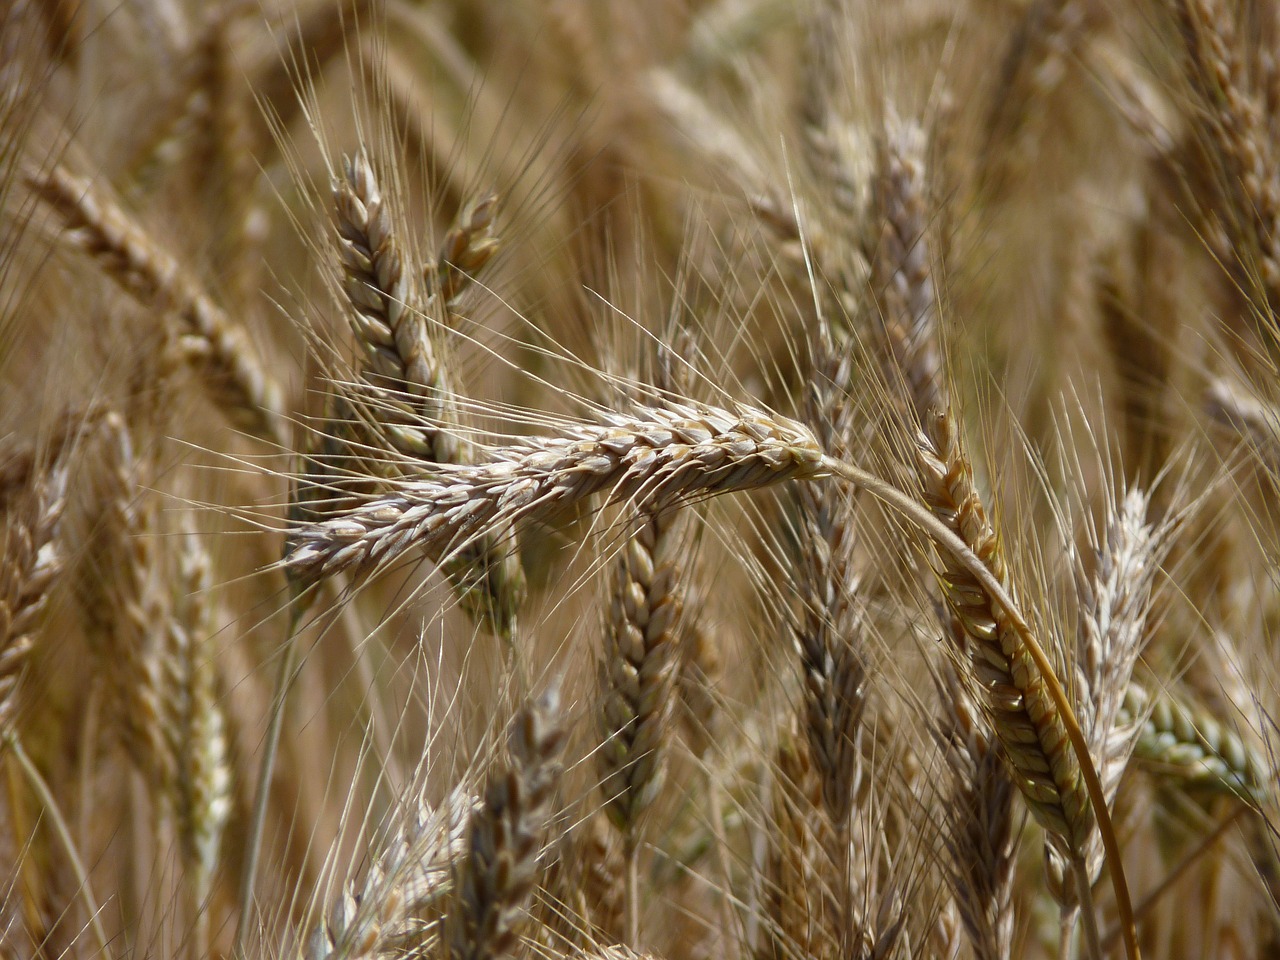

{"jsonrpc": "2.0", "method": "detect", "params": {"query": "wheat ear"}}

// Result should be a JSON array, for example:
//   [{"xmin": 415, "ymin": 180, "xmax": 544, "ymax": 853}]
[
  {"xmin": 161, "ymin": 532, "xmax": 231, "ymax": 946},
  {"xmin": 448, "ymin": 691, "xmax": 566, "ymax": 960},
  {"xmin": 864, "ymin": 108, "xmax": 1096, "ymax": 888},
  {"xmin": 307, "ymin": 788, "xmax": 474, "ymax": 960},
  {"xmin": 1171, "ymin": 0, "xmax": 1280, "ymax": 333},
  {"xmin": 331, "ymin": 154, "xmax": 524, "ymax": 636},
  {"xmin": 30, "ymin": 165, "xmax": 288, "ymax": 445},
  {"xmin": 0, "ymin": 458, "xmax": 68, "ymax": 730},
  {"xmin": 1121, "ymin": 682, "xmax": 1272, "ymax": 802},
  {"xmin": 285, "ymin": 401, "xmax": 826, "ymax": 588},
  {"xmin": 334, "ymin": 151, "xmax": 455, "ymax": 463},
  {"xmin": 1047, "ymin": 486, "xmax": 1164, "ymax": 909},
  {"xmin": 926, "ymin": 651, "xmax": 1016, "ymax": 960},
  {"xmin": 82, "ymin": 412, "xmax": 174, "ymax": 796}
]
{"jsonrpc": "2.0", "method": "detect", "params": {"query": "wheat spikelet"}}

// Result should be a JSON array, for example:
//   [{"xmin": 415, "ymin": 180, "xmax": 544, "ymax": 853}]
[
  {"xmin": 285, "ymin": 401, "xmax": 826, "ymax": 589},
  {"xmin": 0, "ymin": 457, "xmax": 68, "ymax": 730},
  {"xmin": 428, "ymin": 191, "xmax": 501, "ymax": 313},
  {"xmin": 31, "ymin": 165, "xmax": 288, "ymax": 445},
  {"xmin": 448, "ymin": 691, "xmax": 566, "ymax": 960}
]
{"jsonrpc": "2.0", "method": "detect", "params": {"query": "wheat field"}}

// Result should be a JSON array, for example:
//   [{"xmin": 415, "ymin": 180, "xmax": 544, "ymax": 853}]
[{"xmin": 2, "ymin": 1, "xmax": 1279, "ymax": 958}]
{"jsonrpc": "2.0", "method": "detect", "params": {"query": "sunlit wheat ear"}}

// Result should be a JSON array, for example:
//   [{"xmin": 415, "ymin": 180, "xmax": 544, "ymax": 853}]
[
  {"xmin": 447, "ymin": 691, "xmax": 566, "ymax": 960},
  {"xmin": 30, "ymin": 165, "xmax": 288, "ymax": 446},
  {"xmin": 0, "ymin": 455, "xmax": 69, "ymax": 731},
  {"xmin": 1121, "ymin": 682, "xmax": 1273, "ymax": 803},
  {"xmin": 284, "ymin": 401, "xmax": 826, "ymax": 590},
  {"xmin": 596, "ymin": 502, "xmax": 685, "ymax": 833},
  {"xmin": 333, "ymin": 150, "xmax": 454, "ymax": 463},
  {"xmin": 917, "ymin": 406, "xmax": 1093, "ymax": 859},
  {"xmin": 329, "ymin": 153, "xmax": 524, "ymax": 635},
  {"xmin": 860, "ymin": 111, "xmax": 1092, "ymax": 863},
  {"xmin": 307, "ymin": 788, "xmax": 475, "ymax": 960},
  {"xmin": 1046, "ymin": 485, "xmax": 1166, "ymax": 909}
]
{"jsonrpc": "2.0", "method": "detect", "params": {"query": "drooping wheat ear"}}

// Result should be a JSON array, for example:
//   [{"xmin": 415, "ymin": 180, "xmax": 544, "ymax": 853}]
[
  {"xmin": 285, "ymin": 401, "xmax": 826, "ymax": 589},
  {"xmin": 597, "ymin": 502, "xmax": 686, "ymax": 832},
  {"xmin": 448, "ymin": 691, "xmax": 566, "ymax": 960},
  {"xmin": 762, "ymin": 729, "xmax": 838, "ymax": 960},
  {"xmin": 1047, "ymin": 486, "xmax": 1164, "ymax": 906},
  {"xmin": 1172, "ymin": 0, "xmax": 1280, "ymax": 325},
  {"xmin": 1120, "ymin": 682, "xmax": 1272, "ymax": 803},
  {"xmin": 865, "ymin": 116, "xmax": 943, "ymax": 428},
  {"xmin": 0, "ymin": 458, "xmax": 69, "ymax": 731},
  {"xmin": 427, "ymin": 191, "xmax": 501, "ymax": 314},
  {"xmin": 307, "ymin": 787, "xmax": 475, "ymax": 960},
  {"xmin": 160, "ymin": 532, "xmax": 231, "ymax": 925},
  {"xmin": 30, "ymin": 166, "xmax": 288, "ymax": 446},
  {"xmin": 931, "ymin": 655, "xmax": 1017, "ymax": 960},
  {"xmin": 82, "ymin": 412, "xmax": 174, "ymax": 796},
  {"xmin": 334, "ymin": 151, "xmax": 455, "ymax": 463},
  {"xmin": 918, "ymin": 407, "xmax": 1094, "ymax": 856},
  {"xmin": 332, "ymin": 155, "xmax": 524, "ymax": 636},
  {"xmin": 862, "ymin": 111, "xmax": 1093, "ymax": 867}
]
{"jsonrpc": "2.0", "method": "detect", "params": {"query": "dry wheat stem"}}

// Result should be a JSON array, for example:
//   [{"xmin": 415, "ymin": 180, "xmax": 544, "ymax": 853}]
[
  {"xmin": 30, "ymin": 165, "xmax": 288, "ymax": 446},
  {"xmin": 284, "ymin": 402, "xmax": 826, "ymax": 588}
]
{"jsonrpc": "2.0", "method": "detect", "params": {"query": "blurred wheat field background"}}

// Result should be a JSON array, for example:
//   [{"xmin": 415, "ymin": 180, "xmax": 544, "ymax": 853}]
[{"xmin": 3, "ymin": 0, "xmax": 1280, "ymax": 958}]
